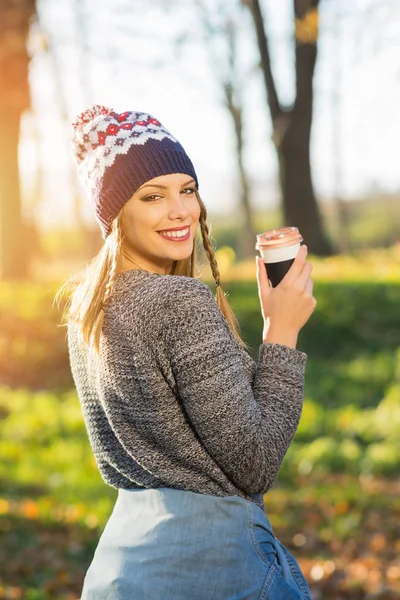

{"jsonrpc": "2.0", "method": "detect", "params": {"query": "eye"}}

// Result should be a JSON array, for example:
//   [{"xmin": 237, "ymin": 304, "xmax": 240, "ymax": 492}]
[
  {"xmin": 181, "ymin": 187, "xmax": 196, "ymax": 195},
  {"xmin": 143, "ymin": 194, "xmax": 162, "ymax": 202}
]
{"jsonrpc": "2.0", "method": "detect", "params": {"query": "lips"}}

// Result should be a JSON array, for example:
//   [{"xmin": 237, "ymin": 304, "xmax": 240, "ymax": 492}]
[
  {"xmin": 157, "ymin": 227, "xmax": 191, "ymax": 241},
  {"xmin": 157, "ymin": 225, "xmax": 191, "ymax": 232}
]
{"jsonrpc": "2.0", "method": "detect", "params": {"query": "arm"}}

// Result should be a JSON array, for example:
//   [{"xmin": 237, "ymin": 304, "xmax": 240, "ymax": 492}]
[{"xmin": 151, "ymin": 277, "xmax": 307, "ymax": 495}]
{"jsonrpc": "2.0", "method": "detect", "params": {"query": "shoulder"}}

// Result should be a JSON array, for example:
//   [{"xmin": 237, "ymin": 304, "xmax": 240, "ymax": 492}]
[
  {"xmin": 110, "ymin": 271, "xmax": 219, "ymax": 328},
  {"xmin": 113, "ymin": 271, "xmax": 213, "ymax": 301},
  {"xmin": 149, "ymin": 275, "xmax": 219, "ymax": 325},
  {"xmin": 111, "ymin": 272, "xmax": 251, "ymax": 362},
  {"xmin": 116, "ymin": 271, "xmax": 215, "ymax": 306},
  {"xmin": 155, "ymin": 274, "xmax": 215, "ymax": 304},
  {"xmin": 151, "ymin": 276, "xmax": 232, "ymax": 345}
]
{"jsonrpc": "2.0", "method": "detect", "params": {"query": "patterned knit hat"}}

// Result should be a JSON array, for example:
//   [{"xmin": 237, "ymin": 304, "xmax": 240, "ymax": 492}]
[{"xmin": 71, "ymin": 104, "xmax": 199, "ymax": 238}]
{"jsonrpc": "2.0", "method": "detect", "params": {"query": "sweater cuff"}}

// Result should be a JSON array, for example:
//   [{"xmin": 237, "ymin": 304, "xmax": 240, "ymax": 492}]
[{"xmin": 259, "ymin": 342, "xmax": 307, "ymax": 377}]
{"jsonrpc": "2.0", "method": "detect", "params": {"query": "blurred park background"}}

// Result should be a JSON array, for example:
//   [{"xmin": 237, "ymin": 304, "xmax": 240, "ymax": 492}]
[{"xmin": 1, "ymin": 0, "xmax": 400, "ymax": 598}]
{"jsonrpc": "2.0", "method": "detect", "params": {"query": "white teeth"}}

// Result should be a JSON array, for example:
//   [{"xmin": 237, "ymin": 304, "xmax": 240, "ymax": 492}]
[{"xmin": 159, "ymin": 227, "xmax": 190, "ymax": 239}]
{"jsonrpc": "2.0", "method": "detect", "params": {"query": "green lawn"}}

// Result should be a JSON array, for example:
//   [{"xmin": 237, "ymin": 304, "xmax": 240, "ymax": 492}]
[{"xmin": 1, "ymin": 251, "xmax": 400, "ymax": 599}]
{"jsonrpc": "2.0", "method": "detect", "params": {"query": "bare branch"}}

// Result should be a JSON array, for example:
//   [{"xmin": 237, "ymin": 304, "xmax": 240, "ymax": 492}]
[
  {"xmin": 242, "ymin": 0, "xmax": 282, "ymax": 122},
  {"xmin": 294, "ymin": 0, "xmax": 319, "ymax": 112}
]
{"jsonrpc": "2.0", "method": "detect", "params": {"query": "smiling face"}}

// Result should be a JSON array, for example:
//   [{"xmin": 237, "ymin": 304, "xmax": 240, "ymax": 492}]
[{"xmin": 118, "ymin": 172, "xmax": 201, "ymax": 274}]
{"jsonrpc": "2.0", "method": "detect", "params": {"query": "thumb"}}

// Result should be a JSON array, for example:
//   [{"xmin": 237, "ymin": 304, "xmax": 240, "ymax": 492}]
[{"xmin": 256, "ymin": 256, "xmax": 272, "ymax": 291}]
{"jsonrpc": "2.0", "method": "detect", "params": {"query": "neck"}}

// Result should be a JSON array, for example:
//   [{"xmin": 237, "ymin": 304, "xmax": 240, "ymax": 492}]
[{"xmin": 118, "ymin": 249, "xmax": 172, "ymax": 275}]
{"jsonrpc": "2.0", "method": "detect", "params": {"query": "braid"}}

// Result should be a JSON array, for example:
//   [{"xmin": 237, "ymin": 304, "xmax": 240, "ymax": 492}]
[
  {"xmin": 196, "ymin": 191, "xmax": 221, "ymax": 288},
  {"xmin": 62, "ymin": 192, "xmax": 249, "ymax": 360},
  {"xmin": 195, "ymin": 190, "xmax": 250, "ymax": 351}
]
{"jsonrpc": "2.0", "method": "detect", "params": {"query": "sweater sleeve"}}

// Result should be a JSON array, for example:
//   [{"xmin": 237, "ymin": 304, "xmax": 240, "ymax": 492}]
[{"xmin": 150, "ymin": 276, "xmax": 307, "ymax": 495}]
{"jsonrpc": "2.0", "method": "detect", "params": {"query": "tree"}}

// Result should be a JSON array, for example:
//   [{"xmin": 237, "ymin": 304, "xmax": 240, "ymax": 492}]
[
  {"xmin": 33, "ymin": 11, "xmax": 98, "ymax": 254},
  {"xmin": 194, "ymin": 1, "xmax": 257, "ymax": 260},
  {"xmin": 244, "ymin": 0, "xmax": 334, "ymax": 255},
  {"xmin": 0, "ymin": 0, "xmax": 36, "ymax": 279}
]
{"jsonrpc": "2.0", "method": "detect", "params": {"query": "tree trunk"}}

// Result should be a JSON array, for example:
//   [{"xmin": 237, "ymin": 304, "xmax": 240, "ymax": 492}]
[
  {"xmin": 237, "ymin": 139, "xmax": 256, "ymax": 260},
  {"xmin": 42, "ymin": 18, "xmax": 94, "ymax": 251},
  {"xmin": 196, "ymin": 3, "xmax": 257, "ymax": 261},
  {"xmin": 277, "ymin": 116, "xmax": 332, "ymax": 254},
  {"xmin": 228, "ymin": 98, "xmax": 256, "ymax": 260},
  {"xmin": 0, "ymin": 0, "xmax": 36, "ymax": 280},
  {"xmin": 277, "ymin": 32, "xmax": 333, "ymax": 254},
  {"xmin": 0, "ymin": 111, "xmax": 28, "ymax": 279},
  {"xmin": 244, "ymin": 0, "xmax": 334, "ymax": 255}
]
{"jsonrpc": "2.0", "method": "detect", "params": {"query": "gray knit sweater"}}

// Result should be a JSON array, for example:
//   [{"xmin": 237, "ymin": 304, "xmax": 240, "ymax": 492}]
[{"xmin": 67, "ymin": 269, "xmax": 307, "ymax": 510}]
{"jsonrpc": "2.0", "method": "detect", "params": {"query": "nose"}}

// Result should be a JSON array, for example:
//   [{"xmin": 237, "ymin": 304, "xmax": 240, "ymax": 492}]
[{"xmin": 168, "ymin": 192, "xmax": 190, "ymax": 219}]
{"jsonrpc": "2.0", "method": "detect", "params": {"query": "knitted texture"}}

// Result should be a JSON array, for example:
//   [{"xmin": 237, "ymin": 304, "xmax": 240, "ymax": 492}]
[
  {"xmin": 67, "ymin": 270, "xmax": 308, "ymax": 510},
  {"xmin": 71, "ymin": 104, "xmax": 198, "ymax": 238}
]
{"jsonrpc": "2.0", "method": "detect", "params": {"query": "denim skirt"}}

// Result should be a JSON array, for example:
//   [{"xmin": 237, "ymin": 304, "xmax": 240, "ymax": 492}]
[{"xmin": 81, "ymin": 488, "xmax": 312, "ymax": 600}]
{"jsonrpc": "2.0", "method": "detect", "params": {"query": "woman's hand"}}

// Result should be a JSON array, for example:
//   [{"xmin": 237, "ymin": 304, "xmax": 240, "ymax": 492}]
[{"xmin": 256, "ymin": 245, "xmax": 317, "ymax": 346}]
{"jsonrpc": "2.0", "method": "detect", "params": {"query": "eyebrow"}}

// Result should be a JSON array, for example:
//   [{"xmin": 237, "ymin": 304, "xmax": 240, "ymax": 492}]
[{"xmin": 138, "ymin": 178, "xmax": 196, "ymax": 191}]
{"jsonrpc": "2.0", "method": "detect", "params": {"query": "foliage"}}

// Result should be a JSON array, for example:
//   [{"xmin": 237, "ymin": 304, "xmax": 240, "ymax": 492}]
[
  {"xmin": 1, "ymin": 247, "xmax": 400, "ymax": 597},
  {"xmin": 285, "ymin": 371, "xmax": 400, "ymax": 478},
  {"xmin": 1, "ymin": 247, "xmax": 400, "ymax": 393},
  {"xmin": 205, "ymin": 196, "xmax": 400, "ymax": 258},
  {"xmin": 0, "ymin": 281, "xmax": 69, "ymax": 391},
  {"xmin": 1, "ymin": 384, "xmax": 399, "ymax": 598},
  {"xmin": 0, "ymin": 389, "xmax": 115, "ymax": 599}
]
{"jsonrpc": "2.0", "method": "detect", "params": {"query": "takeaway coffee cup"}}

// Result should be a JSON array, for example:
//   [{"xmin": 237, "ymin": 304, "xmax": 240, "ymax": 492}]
[{"xmin": 255, "ymin": 227, "xmax": 304, "ymax": 288}]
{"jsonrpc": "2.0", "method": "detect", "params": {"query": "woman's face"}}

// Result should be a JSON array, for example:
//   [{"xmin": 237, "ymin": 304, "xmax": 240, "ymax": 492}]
[{"xmin": 119, "ymin": 172, "xmax": 201, "ymax": 274}]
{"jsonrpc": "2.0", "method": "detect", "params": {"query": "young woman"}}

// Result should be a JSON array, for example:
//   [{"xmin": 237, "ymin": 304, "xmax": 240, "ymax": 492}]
[{"xmin": 59, "ymin": 104, "xmax": 316, "ymax": 599}]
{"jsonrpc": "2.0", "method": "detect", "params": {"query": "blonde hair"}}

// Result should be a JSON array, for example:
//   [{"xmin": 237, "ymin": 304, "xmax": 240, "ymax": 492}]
[{"xmin": 55, "ymin": 190, "xmax": 249, "ymax": 355}]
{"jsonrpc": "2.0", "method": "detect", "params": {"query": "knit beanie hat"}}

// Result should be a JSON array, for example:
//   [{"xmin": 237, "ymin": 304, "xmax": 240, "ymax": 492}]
[{"xmin": 71, "ymin": 104, "xmax": 199, "ymax": 239}]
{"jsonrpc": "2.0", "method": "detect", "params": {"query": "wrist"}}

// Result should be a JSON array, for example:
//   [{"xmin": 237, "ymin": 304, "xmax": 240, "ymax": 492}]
[{"xmin": 263, "ymin": 323, "xmax": 299, "ymax": 349}]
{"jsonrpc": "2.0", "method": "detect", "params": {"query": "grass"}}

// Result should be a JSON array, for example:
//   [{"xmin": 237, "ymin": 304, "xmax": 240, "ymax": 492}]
[{"xmin": 1, "ymin": 245, "xmax": 400, "ymax": 598}]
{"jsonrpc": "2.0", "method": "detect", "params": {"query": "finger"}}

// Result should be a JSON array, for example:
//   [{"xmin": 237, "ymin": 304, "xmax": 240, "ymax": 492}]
[
  {"xmin": 256, "ymin": 256, "xmax": 267, "ymax": 274},
  {"xmin": 281, "ymin": 245, "xmax": 308, "ymax": 285},
  {"xmin": 305, "ymin": 277, "xmax": 313, "ymax": 296},
  {"xmin": 256, "ymin": 257, "xmax": 271, "ymax": 293},
  {"xmin": 256, "ymin": 256, "xmax": 269, "ymax": 283},
  {"xmin": 297, "ymin": 261, "xmax": 313, "ymax": 290}
]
